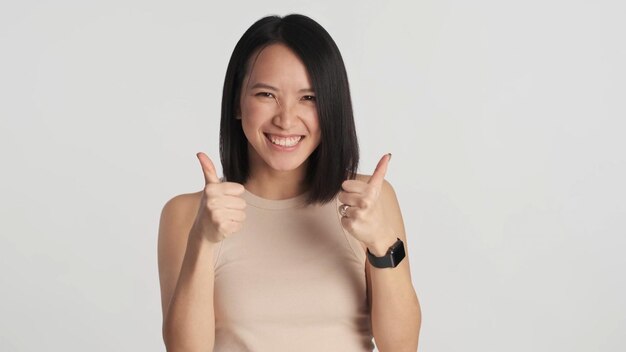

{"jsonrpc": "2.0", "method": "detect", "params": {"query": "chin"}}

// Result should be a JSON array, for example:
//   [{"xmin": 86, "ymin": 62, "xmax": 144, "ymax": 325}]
[{"xmin": 268, "ymin": 159, "xmax": 307, "ymax": 172}]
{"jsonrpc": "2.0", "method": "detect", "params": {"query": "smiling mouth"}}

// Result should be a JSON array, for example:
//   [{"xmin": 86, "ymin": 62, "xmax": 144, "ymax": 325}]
[{"xmin": 264, "ymin": 133, "xmax": 305, "ymax": 147}]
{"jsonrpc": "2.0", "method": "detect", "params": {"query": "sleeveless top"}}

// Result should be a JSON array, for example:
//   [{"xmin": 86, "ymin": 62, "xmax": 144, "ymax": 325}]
[{"xmin": 210, "ymin": 185, "xmax": 375, "ymax": 351}]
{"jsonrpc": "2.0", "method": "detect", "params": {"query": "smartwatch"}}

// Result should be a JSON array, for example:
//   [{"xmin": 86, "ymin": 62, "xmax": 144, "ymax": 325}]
[{"xmin": 366, "ymin": 238, "xmax": 406, "ymax": 268}]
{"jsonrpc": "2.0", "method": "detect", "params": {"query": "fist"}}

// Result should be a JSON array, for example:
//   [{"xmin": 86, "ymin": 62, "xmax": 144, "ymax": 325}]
[
  {"xmin": 192, "ymin": 152, "xmax": 247, "ymax": 243},
  {"xmin": 338, "ymin": 153, "xmax": 394, "ymax": 247}
]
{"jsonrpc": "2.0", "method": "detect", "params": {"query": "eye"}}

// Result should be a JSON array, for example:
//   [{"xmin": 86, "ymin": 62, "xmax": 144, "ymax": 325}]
[
  {"xmin": 256, "ymin": 92, "xmax": 275, "ymax": 98},
  {"xmin": 302, "ymin": 95, "xmax": 316, "ymax": 102}
]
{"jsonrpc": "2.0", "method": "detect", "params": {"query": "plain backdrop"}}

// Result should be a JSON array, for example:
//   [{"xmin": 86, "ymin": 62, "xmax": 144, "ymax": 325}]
[{"xmin": 1, "ymin": 0, "xmax": 625, "ymax": 351}]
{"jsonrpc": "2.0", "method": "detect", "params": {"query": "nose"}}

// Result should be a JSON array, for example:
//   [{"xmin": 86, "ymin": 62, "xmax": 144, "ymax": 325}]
[{"xmin": 272, "ymin": 99, "xmax": 299, "ymax": 130}]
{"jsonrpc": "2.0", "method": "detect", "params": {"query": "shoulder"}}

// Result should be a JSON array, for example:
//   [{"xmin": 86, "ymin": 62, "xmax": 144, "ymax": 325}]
[
  {"xmin": 161, "ymin": 190, "xmax": 203, "ymax": 213},
  {"xmin": 158, "ymin": 190, "xmax": 204, "ymax": 246}
]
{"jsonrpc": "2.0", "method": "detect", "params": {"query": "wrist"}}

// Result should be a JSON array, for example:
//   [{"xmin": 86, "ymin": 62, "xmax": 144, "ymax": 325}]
[{"xmin": 366, "ymin": 234, "xmax": 398, "ymax": 257}]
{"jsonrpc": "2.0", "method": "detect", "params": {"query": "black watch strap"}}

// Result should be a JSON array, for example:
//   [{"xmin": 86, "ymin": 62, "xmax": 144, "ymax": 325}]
[{"xmin": 366, "ymin": 238, "xmax": 406, "ymax": 268}]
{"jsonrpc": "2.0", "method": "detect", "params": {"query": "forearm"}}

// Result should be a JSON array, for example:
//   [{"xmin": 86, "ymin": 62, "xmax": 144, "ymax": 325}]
[
  {"xmin": 368, "ymin": 236, "xmax": 421, "ymax": 352},
  {"xmin": 163, "ymin": 230, "xmax": 217, "ymax": 351}
]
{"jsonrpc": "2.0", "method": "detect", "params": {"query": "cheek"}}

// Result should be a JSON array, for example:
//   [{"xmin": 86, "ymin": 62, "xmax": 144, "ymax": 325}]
[
  {"xmin": 306, "ymin": 119, "xmax": 322, "ymax": 145},
  {"xmin": 241, "ymin": 101, "xmax": 267, "ymax": 133},
  {"xmin": 305, "ymin": 109, "xmax": 321, "ymax": 134},
  {"xmin": 241, "ymin": 97, "xmax": 274, "ymax": 118}
]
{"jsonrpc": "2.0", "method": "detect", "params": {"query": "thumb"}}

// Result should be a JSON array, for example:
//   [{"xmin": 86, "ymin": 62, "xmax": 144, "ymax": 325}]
[
  {"xmin": 196, "ymin": 152, "xmax": 221, "ymax": 185},
  {"xmin": 368, "ymin": 153, "xmax": 391, "ymax": 188}
]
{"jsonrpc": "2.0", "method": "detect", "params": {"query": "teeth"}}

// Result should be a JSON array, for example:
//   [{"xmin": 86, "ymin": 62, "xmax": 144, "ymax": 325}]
[{"xmin": 268, "ymin": 134, "xmax": 302, "ymax": 147}]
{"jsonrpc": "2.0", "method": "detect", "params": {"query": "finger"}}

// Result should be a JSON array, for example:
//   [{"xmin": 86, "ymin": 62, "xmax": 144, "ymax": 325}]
[
  {"xmin": 204, "ymin": 181, "xmax": 245, "ymax": 198},
  {"xmin": 197, "ymin": 152, "xmax": 221, "ymax": 185},
  {"xmin": 338, "ymin": 191, "xmax": 362, "ymax": 206},
  {"xmin": 341, "ymin": 179, "xmax": 368, "ymax": 194},
  {"xmin": 338, "ymin": 204, "xmax": 357, "ymax": 218},
  {"xmin": 220, "ymin": 194, "xmax": 248, "ymax": 209},
  {"xmin": 211, "ymin": 209, "xmax": 246, "ymax": 228},
  {"xmin": 214, "ymin": 217, "xmax": 244, "ymax": 237},
  {"xmin": 222, "ymin": 208, "xmax": 247, "ymax": 222},
  {"xmin": 368, "ymin": 153, "xmax": 391, "ymax": 188},
  {"xmin": 223, "ymin": 221, "xmax": 243, "ymax": 237},
  {"xmin": 218, "ymin": 182, "xmax": 246, "ymax": 196}
]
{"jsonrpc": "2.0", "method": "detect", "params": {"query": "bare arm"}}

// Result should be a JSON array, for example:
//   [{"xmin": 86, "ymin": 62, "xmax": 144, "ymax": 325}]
[
  {"xmin": 367, "ymin": 180, "xmax": 421, "ymax": 351},
  {"xmin": 340, "ymin": 159, "xmax": 421, "ymax": 351},
  {"xmin": 158, "ymin": 153, "xmax": 246, "ymax": 351},
  {"xmin": 158, "ymin": 193, "xmax": 217, "ymax": 351}
]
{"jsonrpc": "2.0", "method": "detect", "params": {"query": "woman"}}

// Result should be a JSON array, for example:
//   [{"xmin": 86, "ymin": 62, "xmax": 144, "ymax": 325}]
[{"xmin": 158, "ymin": 14, "xmax": 421, "ymax": 351}]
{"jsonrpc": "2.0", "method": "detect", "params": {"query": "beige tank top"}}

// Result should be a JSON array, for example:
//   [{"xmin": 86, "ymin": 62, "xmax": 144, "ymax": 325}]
[{"xmin": 210, "ymin": 186, "xmax": 374, "ymax": 351}]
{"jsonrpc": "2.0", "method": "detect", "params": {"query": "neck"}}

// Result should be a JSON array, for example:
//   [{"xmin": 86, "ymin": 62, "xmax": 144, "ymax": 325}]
[{"xmin": 245, "ymin": 164, "xmax": 309, "ymax": 200}]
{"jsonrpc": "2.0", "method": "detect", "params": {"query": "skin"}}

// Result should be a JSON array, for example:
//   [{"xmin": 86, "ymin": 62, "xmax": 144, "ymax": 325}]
[
  {"xmin": 159, "ymin": 42, "xmax": 421, "ymax": 351},
  {"xmin": 238, "ymin": 43, "xmax": 322, "ymax": 200}
]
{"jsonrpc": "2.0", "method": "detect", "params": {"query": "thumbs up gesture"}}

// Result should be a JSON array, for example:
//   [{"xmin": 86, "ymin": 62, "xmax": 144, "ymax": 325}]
[
  {"xmin": 337, "ymin": 153, "xmax": 395, "ymax": 247},
  {"xmin": 192, "ymin": 152, "xmax": 247, "ymax": 243}
]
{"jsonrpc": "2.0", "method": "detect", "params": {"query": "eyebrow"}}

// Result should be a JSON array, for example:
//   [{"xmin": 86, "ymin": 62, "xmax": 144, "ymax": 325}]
[{"xmin": 250, "ymin": 82, "xmax": 315, "ymax": 93}]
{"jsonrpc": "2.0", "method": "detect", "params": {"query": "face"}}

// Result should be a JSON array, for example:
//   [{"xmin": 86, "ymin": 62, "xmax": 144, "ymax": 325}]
[{"xmin": 238, "ymin": 43, "xmax": 321, "ymax": 177}]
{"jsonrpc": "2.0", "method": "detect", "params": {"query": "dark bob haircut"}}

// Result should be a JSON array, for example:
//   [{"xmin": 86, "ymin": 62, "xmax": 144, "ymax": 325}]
[{"xmin": 219, "ymin": 14, "xmax": 359, "ymax": 206}]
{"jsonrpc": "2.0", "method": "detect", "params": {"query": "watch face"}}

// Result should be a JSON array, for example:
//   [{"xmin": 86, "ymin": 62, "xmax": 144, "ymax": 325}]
[
  {"xmin": 390, "ymin": 239, "xmax": 406, "ymax": 266},
  {"xmin": 390, "ymin": 239, "xmax": 403, "ymax": 252}
]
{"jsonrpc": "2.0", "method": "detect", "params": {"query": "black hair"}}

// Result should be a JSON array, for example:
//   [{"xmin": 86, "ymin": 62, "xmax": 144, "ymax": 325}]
[{"xmin": 219, "ymin": 14, "xmax": 359, "ymax": 205}]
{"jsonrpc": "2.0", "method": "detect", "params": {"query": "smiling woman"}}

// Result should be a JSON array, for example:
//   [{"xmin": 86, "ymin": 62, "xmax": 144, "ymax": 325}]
[
  {"xmin": 239, "ymin": 43, "xmax": 322, "ymax": 182},
  {"xmin": 158, "ymin": 13, "xmax": 421, "ymax": 352},
  {"xmin": 220, "ymin": 15, "xmax": 361, "ymax": 204}
]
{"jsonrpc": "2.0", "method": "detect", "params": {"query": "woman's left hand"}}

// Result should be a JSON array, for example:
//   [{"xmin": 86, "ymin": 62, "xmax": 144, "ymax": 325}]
[{"xmin": 338, "ymin": 153, "xmax": 395, "ymax": 249}]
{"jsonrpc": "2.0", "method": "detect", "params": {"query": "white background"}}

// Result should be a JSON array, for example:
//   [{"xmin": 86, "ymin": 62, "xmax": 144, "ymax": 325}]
[{"xmin": 1, "ymin": 0, "xmax": 624, "ymax": 351}]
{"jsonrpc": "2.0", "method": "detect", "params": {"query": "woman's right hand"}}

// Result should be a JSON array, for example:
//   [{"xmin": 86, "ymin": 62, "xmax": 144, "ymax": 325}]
[{"xmin": 192, "ymin": 152, "xmax": 247, "ymax": 243}]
